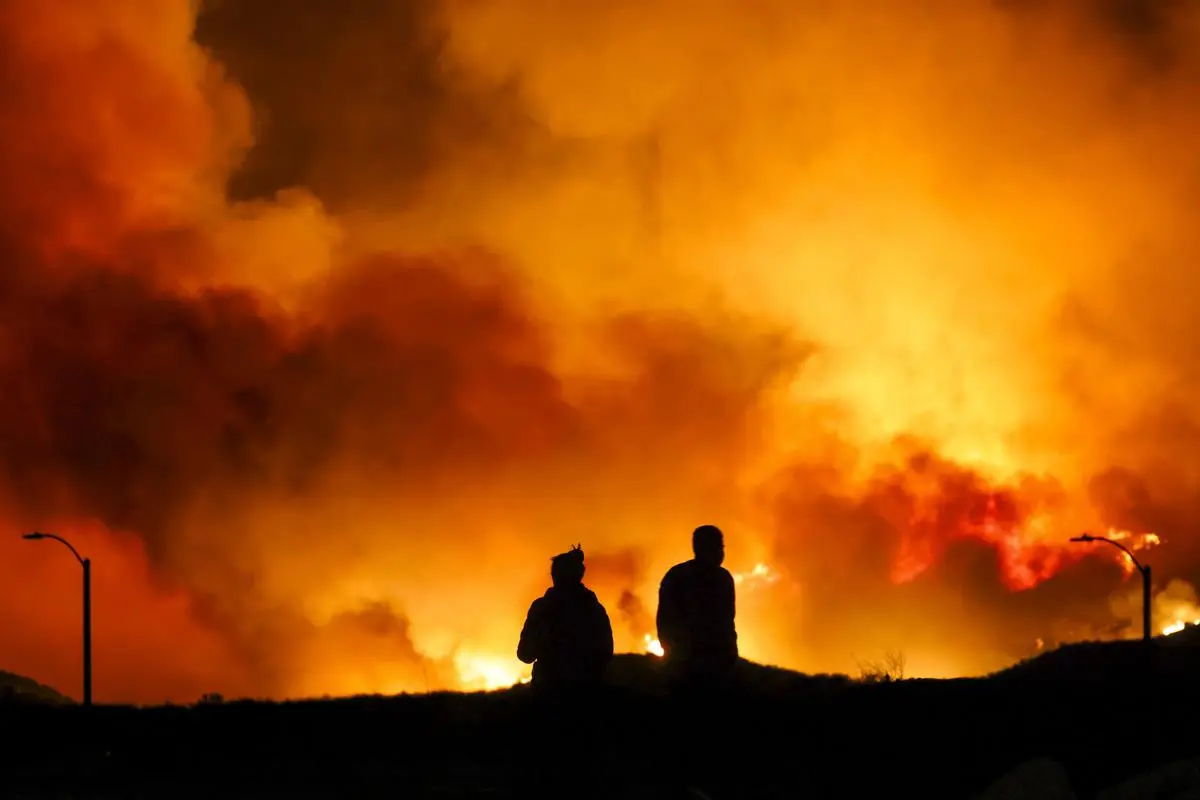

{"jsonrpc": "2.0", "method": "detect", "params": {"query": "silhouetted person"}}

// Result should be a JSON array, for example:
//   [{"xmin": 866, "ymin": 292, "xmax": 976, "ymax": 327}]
[
  {"xmin": 656, "ymin": 524, "xmax": 738, "ymax": 685},
  {"xmin": 517, "ymin": 545, "xmax": 614, "ymax": 687}
]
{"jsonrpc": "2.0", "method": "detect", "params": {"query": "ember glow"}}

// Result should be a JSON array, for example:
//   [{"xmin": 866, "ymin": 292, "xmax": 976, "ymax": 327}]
[
  {"xmin": 4, "ymin": 0, "xmax": 1200, "ymax": 703},
  {"xmin": 644, "ymin": 634, "xmax": 664, "ymax": 658},
  {"xmin": 1151, "ymin": 579, "xmax": 1200, "ymax": 637},
  {"xmin": 733, "ymin": 563, "xmax": 782, "ymax": 590},
  {"xmin": 455, "ymin": 653, "xmax": 529, "ymax": 692}
]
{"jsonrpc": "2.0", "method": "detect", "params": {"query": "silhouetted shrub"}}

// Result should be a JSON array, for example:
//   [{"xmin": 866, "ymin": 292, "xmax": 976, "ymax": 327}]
[{"xmin": 856, "ymin": 649, "xmax": 906, "ymax": 683}]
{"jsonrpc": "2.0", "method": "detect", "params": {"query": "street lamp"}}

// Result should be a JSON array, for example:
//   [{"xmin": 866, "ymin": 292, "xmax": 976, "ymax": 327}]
[
  {"xmin": 23, "ymin": 532, "xmax": 91, "ymax": 706},
  {"xmin": 1070, "ymin": 532, "xmax": 1152, "ymax": 642}
]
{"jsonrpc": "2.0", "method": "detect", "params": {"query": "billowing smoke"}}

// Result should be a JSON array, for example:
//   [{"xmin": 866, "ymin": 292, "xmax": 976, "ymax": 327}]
[
  {"xmin": 3, "ymin": 0, "xmax": 1200, "ymax": 701},
  {"xmin": 616, "ymin": 591, "xmax": 654, "ymax": 643}
]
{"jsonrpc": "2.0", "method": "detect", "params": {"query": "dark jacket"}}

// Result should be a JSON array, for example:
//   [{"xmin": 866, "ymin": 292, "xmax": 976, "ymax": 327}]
[
  {"xmin": 656, "ymin": 560, "xmax": 738, "ymax": 672},
  {"xmin": 517, "ymin": 584, "xmax": 614, "ymax": 685}
]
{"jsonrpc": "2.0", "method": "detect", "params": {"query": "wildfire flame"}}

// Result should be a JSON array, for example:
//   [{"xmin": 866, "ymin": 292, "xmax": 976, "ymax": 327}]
[
  {"xmin": 455, "ymin": 654, "xmax": 529, "ymax": 692},
  {"xmin": 644, "ymin": 634, "xmax": 664, "ymax": 657},
  {"xmin": 1104, "ymin": 529, "xmax": 1162, "ymax": 575},
  {"xmin": 1162, "ymin": 620, "xmax": 1198, "ymax": 637},
  {"xmin": 733, "ymin": 563, "xmax": 782, "ymax": 588},
  {"xmin": 1151, "ymin": 578, "xmax": 1200, "ymax": 639}
]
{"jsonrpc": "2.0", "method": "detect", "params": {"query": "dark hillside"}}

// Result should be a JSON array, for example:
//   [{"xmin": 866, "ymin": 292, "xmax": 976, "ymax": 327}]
[
  {"xmin": 2, "ymin": 642, "xmax": 1198, "ymax": 798},
  {"xmin": 0, "ymin": 669, "xmax": 73, "ymax": 705}
]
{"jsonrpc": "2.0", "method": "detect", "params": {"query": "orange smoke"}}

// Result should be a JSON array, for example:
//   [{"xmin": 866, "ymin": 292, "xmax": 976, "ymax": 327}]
[
  {"xmin": 3, "ymin": 0, "xmax": 1200, "ymax": 702},
  {"xmin": 0, "ymin": 519, "xmax": 249, "ymax": 703}
]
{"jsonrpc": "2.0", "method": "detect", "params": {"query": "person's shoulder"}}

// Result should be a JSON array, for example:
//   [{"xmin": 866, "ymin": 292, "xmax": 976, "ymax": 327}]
[
  {"xmin": 662, "ymin": 561, "xmax": 690, "ymax": 582},
  {"xmin": 716, "ymin": 566, "xmax": 735, "ymax": 584}
]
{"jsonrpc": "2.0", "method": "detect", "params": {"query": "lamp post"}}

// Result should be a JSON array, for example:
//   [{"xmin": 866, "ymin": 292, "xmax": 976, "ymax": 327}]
[
  {"xmin": 23, "ymin": 532, "xmax": 91, "ymax": 706},
  {"xmin": 1071, "ymin": 532, "xmax": 1152, "ymax": 642}
]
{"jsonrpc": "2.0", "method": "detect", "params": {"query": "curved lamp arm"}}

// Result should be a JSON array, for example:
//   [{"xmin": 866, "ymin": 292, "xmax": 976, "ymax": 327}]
[
  {"xmin": 1070, "ymin": 533, "xmax": 1146, "ymax": 574},
  {"xmin": 23, "ymin": 532, "xmax": 86, "ymax": 566}
]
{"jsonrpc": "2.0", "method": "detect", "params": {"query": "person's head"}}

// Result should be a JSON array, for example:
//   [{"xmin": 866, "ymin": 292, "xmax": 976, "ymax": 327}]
[
  {"xmin": 692, "ymin": 525, "xmax": 725, "ymax": 566},
  {"xmin": 550, "ymin": 544, "xmax": 586, "ymax": 587}
]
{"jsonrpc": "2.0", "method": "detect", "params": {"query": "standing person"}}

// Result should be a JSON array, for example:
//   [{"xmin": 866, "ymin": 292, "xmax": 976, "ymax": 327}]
[
  {"xmin": 656, "ymin": 525, "xmax": 738, "ymax": 684},
  {"xmin": 517, "ymin": 545, "xmax": 614, "ymax": 687}
]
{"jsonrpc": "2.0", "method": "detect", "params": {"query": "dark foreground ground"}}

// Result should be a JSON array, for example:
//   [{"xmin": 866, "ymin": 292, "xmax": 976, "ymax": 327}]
[{"xmin": 4, "ymin": 637, "xmax": 1200, "ymax": 799}]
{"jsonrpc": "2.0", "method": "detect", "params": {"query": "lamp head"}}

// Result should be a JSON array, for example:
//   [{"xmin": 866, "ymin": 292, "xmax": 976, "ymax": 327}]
[{"xmin": 22, "ymin": 532, "xmax": 45, "ymax": 540}]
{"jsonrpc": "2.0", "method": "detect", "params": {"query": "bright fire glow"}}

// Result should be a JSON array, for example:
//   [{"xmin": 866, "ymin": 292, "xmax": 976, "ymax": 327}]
[
  {"xmin": 1154, "ymin": 578, "xmax": 1200, "ymax": 638},
  {"xmin": 733, "ymin": 563, "xmax": 782, "ymax": 588},
  {"xmin": 1105, "ymin": 529, "xmax": 1162, "ymax": 575},
  {"xmin": 644, "ymin": 634, "xmax": 664, "ymax": 657},
  {"xmin": 1162, "ymin": 620, "xmax": 1197, "ymax": 636},
  {"xmin": 454, "ymin": 653, "xmax": 529, "ymax": 692}
]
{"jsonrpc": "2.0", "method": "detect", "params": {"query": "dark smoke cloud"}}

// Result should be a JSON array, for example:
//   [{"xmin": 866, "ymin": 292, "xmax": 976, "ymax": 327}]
[
  {"xmin": 0, "ymin": 240, "xmax": 801, "ymax": 696},
  {"xmin": 194, "ymin": 0, "xmax": 535, "ymax": 210}
]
